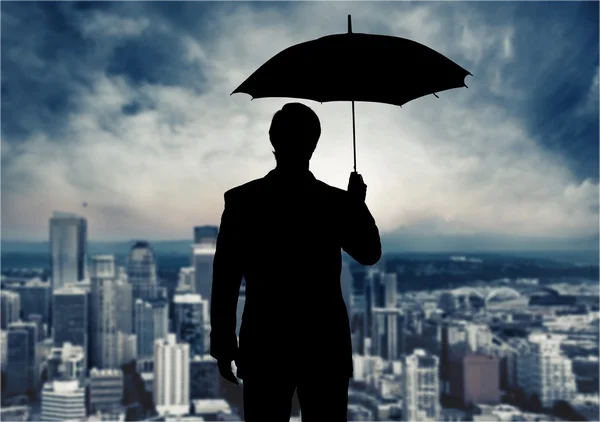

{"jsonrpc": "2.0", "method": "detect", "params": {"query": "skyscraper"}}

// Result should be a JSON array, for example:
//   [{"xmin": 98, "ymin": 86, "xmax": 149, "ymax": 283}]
[
  {"xmin": 6, "ymin": 321, "xmax": 38, "ymax": 396},
  {"xmin": 173, "ymin": 293, "xmax": 205, "ymax": 356},
  {"xmin": 193, "ymin": 225, "xmax": 218, "ymax": 246},
  {"xmin": 127, "ymin": 241, "xmax": 159, "ymax": 302},
  {"xmin": 372, "ymin": 308, "xmax": 405, "ymax": 361},
  {"xmin": 135, "ymin": 298, "xmax": 169, "ymax": 358},
  {"xmin": 1, "ymin": 290, "xmax": 21, "ymax": 329},
  {"xmin": 154, "ymin": 334, "xmax": 190, "ymax": 416},
  {"xmin": 516, "ymin": 333, "xmax": 577, "ymax": 407},
  {"xmin": 191, "ymin": 244, "xmax": 215, "ymax": 309},
  {"xmin": 115, "ymin": 278, "xmax": 133, "ymax": 335},
  {"xmin": 341, "ymin": 262, "xmax": 353, "ymax": 318},
  {"xmin": 402, "ymin": 349, "xmax": 440, "ymax": 422},
  {"xmin": 6, "ymin": 279, "xmax": 51, "ymax": 324},
  {"xmin": 41, "ymin": 380, "xmax": 86, "ymax": 422},
  {"xmin": 383, "ymin": 272, "xmax": 397, "ymax": 308},
  {"xmin": 52, "ymin": 286, "xmax": 88, "ymax": 365},
  {"xmin": 49, "ymin": 211, "xmax": 87, "ymax": 292},
  {"xmin": 90, "ymin": 255, "xmax": 119, "ymax": 369}
]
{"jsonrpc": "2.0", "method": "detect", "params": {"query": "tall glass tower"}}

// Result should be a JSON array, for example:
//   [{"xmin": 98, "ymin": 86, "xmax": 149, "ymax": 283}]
[
  {"xmin": 49, "ymin": 211, "xmax": 87, "ymax": 292},
  {"xmin": 127, "ymin": 241, "xmax": 158, "ymax": 301}
]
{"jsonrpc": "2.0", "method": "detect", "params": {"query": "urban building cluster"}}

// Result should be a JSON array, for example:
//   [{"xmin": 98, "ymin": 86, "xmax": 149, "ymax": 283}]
[{"xmin": 0, "ymin": 210, "xmax": 598, "ymax": 421}]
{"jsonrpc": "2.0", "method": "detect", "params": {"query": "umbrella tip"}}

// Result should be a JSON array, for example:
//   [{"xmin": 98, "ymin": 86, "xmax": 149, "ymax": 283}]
[{"xmin": 348, "ymin": 15, "xmax": 352, "ymax": 34}]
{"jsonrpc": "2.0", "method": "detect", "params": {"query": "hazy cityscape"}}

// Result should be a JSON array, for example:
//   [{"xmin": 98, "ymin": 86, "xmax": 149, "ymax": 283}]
[{"xmin": 0, "ymin": 211, "xmax": 598, "ymax": 421}]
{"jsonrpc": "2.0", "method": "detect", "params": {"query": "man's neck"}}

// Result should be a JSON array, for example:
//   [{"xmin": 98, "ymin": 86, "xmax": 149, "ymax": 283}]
[{"xmin": 274, "ymin": 162, "xmax": 310, "ymax": 175}]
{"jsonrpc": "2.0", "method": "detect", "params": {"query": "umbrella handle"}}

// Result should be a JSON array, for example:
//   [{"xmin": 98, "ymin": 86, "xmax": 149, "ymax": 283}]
[{"xmin": 352, "ymin": 100, "xmax": 357, "ymax": 172}]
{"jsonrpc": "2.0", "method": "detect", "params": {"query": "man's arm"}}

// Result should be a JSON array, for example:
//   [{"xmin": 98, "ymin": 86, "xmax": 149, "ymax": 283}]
[
  {"xmin": 210, "ymin": 191, "xmax": 244, "ymax": 363},
  {"xmin": 341, "ymin": 194, "xmax": 382, "ymax": 266}
]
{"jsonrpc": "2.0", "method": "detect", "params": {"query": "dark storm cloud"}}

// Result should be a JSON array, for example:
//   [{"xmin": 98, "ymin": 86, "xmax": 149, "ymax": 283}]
[{"xmin": 1, "ymin": 1, "xmax": 598, "ymax": 240}]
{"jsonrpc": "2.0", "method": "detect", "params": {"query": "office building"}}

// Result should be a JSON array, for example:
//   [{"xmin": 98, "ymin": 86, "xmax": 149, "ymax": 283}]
[
  {"xmin": 135, "ymin": 298, "xmax": 169, "ymax": 358},
  {"xmin": 173, "ymin": 293, "xmax": 205, "ymax": 356},
  {"xmin": 402, "ymin": 349, "xmax": 440, "ymax": 422},
  {"xmin": 6, "ymin": 321, "xmax": 38, "ymax": 396},
  {"xmin": 383, "ymin": 272, "xmax": 397, "ymax": 308},
  {"xmin": 52, "ymin": 286, "xmax": 88, "ymax": 363},
  {"xmin": 90, "ymin": 255, "xmax": 119, "ymax": 369},
  {"xmin": 46, "ymin": 342, "xmax": 85, "ymax": 381},
  {"xmin": 516, "ymin": 333, "xmax": 577, "ymax": 407},
  {"xmin": 49, "ymin": 211, "xmax": 87, "ymax": 292},
  {"xmin": 191, "ymin": 243, "xmax": 215, "ymax": 309},
  {"xmin": 116, "ymin": 278, "xmax": 133, "ymax": 334},
  {"xmin": 1, "ymin": 290, "xmax": 21, "ymax": 329},
  {"xmin": 89, "ymin": 368, "xmax": 124, "ymax": 414},
  {"xmin": 448, "ymin": 353, "xmax": 501, "ymax": 406},
  {"xmin": 6, "ymin": 278, "xmax": 51, "ymax": 324},
  {"xmin": 178, "ymin": 267, "xmax": 195, "ymax": 292},
  {"xmin": 154, "ymin": 334, "xmax": 190, "ymax": 416},
  {"xmin": 193, "ymin": 225, "xmax": 218, "ymax": 246},
  {"xmin": 190, "ymin": 355, "xmax": 220, "ymax": 399},
  {"xmin": 372, "ymin": 308, "xmax": 405, "ymax": 361},
  {"xmin": 127, "ymin": 241, "xmax": 159, "ymax": 302},
  {"xmin": 41, "ymin": 380, "xmax": 86, "ymax": 422}
]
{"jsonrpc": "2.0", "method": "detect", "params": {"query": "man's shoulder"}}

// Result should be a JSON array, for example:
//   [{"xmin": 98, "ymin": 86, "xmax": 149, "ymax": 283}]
[{"xmin": 224, "ymin": 178, "xmax": 266, "ymax": 201}]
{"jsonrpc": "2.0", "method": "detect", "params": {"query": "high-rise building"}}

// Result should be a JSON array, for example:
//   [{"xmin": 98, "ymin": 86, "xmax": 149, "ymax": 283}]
[
  {"xmin": 191, "ymin": 244, "xmax": 216, "ymax": 309},
  {"xmin": 46, "ymin": 343, "xmax": 85, "ymax": 382},
  {"xmin": 0, "ymin": 330, "xmax": 7, "ymax": 371},
  {"xmin": 402, "ymin": 349, "xmax": 440, "ymax": 422},
  {"xmin": 90, "ymin": 255, "xmax": 119, "ymax": 369},
  {"xmin": 448, "ymin": 353, "xmax": 501, "ymax": 406},
  {"xmin": 190, "ymin": 355, "xmax": 220, "ymax": 399},
  {"xmin": 193, "ymin": 225, "xmax": 218, "ymax": 246},
  {"xmin": 41, "ymin": 380, "xmax": 86, "ymax": 422},
  {"xmin": 154, "ymin": 334, "xmax": 190, "ymax": 416},
  {"xmin": 173, "ymin": 293, "xmax": 205, "ymax": 356},
  {"xmin": 383, "ymin": 273, "xmax": 397, "ymax": 308},
  {"xmin": 49, "ymin": 211, "xmax": 87, "ymax": 292},
  {"xmin": 6, "ymin": 321, "xmax": 38, "ymax": 396},
  {"xmin": 516, "ymin": 333, "xmax": 577, "ymax": 407},
  {"xmin": 372, "ymin": 308, "xmax": 405, "ymax": 361},
  {"xmin": 89, "ymin": 368, "xmax": 124, "ymax": 414},
  {"xmin": 135, "ymin": 298, "xmax": 169, "ymax": 358},
  {"xmin": 52, "ymin": 286, "xmax": 88, "ymax": 364},
  {"xmin": 1, "ymin": 290, "xmax": 21, "ymax": 329},
  {"xmin": 127, "ymin": 241, "xmax": 159, "ymax": 303},
  {"xmin": 341, "ymin": 262, "xmax": 353, "ymax": 318},
  {"xmin": 177, "ymin": 267, "xmax": 195, "ymax": 292},
  {"xmin": 6, "ymin": 278, "xmax": 51, "ymax": 324},
  {"xmin": 117, "ymin": 331, "xmax": 137, "ymax": 366},
  {"xmin": 115, "ymin": 278, "xmax": 133, "ymax": 335}
]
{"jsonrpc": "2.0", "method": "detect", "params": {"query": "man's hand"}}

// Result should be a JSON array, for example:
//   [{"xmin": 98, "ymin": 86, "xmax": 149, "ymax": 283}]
[
  {"xmin": 217, "ymin": 360, "xmax": 239, "ymax": 385},
  {"xmin": 348, "ymin": 171, "xmax": 367, "ymax": 202}
]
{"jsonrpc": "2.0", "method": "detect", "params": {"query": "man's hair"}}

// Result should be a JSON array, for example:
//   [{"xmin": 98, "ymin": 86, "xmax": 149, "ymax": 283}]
[{"xmin": 269, "ymin": 102, "xmax": 321, "ymax": 161}]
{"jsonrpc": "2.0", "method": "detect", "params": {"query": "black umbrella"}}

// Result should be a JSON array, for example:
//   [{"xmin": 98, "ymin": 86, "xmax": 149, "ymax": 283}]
[{"xmin": 232, "ymin": 15, "xmax": 472, "ymax": 172}]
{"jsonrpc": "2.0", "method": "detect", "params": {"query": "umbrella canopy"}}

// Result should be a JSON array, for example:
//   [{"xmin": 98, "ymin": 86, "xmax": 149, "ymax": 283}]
[{"xmin": 233, "ymin": 15, "xmax": 472, "ymax": 170}]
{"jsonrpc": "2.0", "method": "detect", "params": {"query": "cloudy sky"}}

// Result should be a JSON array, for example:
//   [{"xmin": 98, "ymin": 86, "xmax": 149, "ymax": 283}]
[{"xmin": 1, "ymin": 1, "xmax": 598, "ymax": 242}]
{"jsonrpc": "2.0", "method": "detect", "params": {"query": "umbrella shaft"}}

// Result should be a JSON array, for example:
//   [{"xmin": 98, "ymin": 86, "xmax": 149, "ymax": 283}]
[{"xmin": 352, "ymin": 101, "xmax": 357, "ymax": 172}]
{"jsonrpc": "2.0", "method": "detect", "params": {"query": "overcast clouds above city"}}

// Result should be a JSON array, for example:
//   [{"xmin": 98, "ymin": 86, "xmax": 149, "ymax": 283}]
[{"xmin": 1, "ymin": 2, "xmax": 598, "ymax": 241}]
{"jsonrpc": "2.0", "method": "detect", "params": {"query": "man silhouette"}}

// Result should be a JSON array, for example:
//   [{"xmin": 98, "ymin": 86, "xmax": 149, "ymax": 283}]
[{"xmin": 210, "ymin": 102, "xmax": 381, "ymax": 422}]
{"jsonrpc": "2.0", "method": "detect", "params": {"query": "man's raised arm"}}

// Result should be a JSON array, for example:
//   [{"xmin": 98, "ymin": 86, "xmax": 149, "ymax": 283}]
[
  {"xmin": 341, "ymin": 173, "xmax": 382, "ymax": 266},
  {"xmin": 210, "ymin": 191, "xmax": 243, "ymax": 363}
]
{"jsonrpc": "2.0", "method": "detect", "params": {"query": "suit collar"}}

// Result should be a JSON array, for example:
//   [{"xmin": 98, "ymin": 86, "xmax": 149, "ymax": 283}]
[{"xmin": 265, "ymin": 168, "xmax": 316, "ymax": 184}]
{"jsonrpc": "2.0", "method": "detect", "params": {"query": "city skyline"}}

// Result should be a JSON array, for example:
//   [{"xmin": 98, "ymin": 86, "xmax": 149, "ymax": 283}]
[{"xmin": 2, "ymin": 2, "xmax": 599, "ymax": 241}]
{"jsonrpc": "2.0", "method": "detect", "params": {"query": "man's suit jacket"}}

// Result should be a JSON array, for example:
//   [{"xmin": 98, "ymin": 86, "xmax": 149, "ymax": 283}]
[{"xmin": 210, "ymin": 169, "xmax": 381, "ymax": 379}]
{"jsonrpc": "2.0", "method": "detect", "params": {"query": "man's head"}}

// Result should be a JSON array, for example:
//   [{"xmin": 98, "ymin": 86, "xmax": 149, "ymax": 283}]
[{"xmin": 269, "ymin": 102, "xmax": 321, "ymax": 165}]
